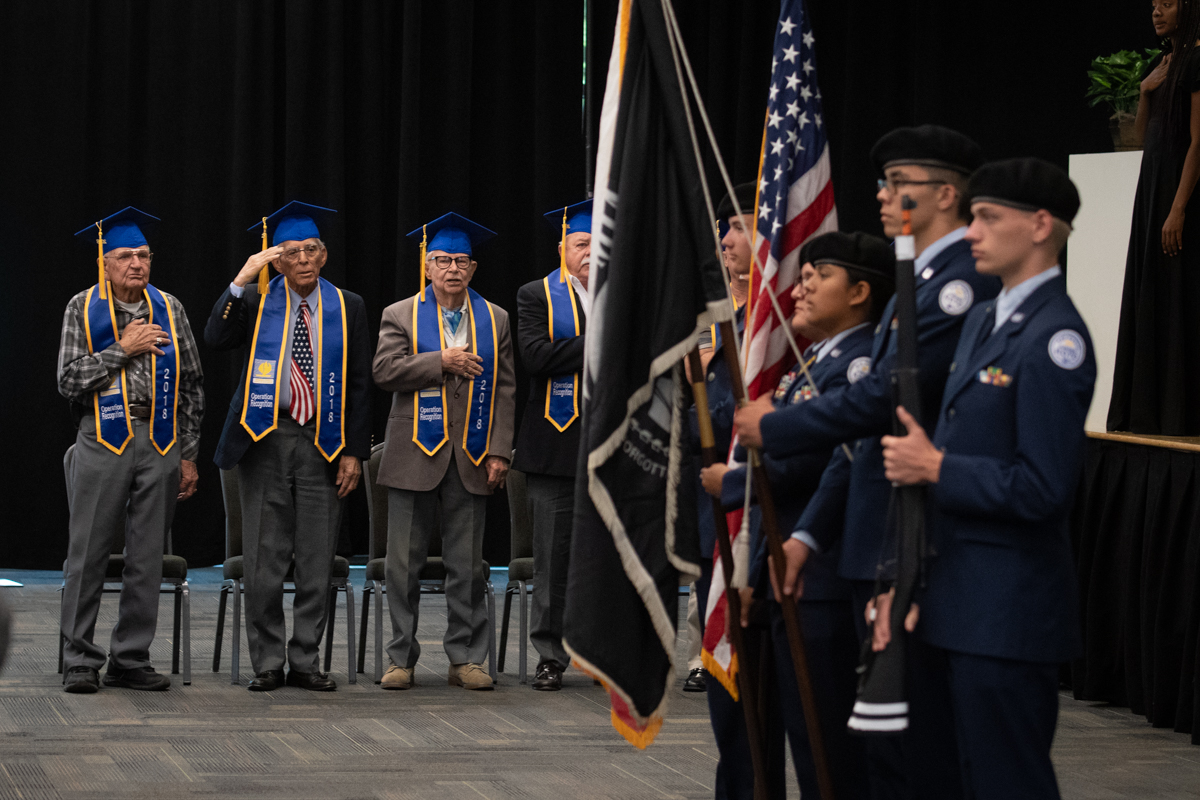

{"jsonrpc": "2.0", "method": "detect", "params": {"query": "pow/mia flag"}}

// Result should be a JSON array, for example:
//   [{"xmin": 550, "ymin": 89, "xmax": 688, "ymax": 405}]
[{"xmin": 562, "ymin": 0, "xmax": 730, "ymax": 749}]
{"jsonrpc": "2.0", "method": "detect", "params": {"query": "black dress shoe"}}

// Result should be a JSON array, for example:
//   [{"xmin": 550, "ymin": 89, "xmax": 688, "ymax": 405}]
[
  {"xmin": 63, "ymin": 666, "xmax": 99, "ymax": 694},
  {"xmin": 247, "ymin": 670, "xmax": 285, "ymax": 692},
  {"xmin": 286, "ymin": 669, "xmax": 337, "ymax": 692},
  {"xmin": 683, "ymin": 667, "xmax": 708, "ymax": 693},
  {"xmin": 103, "ymin": 664, "xmax": 170, "ymax": 691},
  {"xmin": 532, "ymin": 661, "xmax": 563, "ymax": 691}
]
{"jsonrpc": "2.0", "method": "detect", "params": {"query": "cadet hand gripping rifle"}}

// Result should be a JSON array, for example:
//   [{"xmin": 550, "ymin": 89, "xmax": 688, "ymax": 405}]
[{"xmin": 848, "ymin": 195, "xmax": 925, "ymax": 734}]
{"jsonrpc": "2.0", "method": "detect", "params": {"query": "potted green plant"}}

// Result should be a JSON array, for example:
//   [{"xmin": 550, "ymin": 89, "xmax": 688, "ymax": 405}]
[{"xmin": 1087, "ymin": 48, "xmax": 1162, "ymax": 151}]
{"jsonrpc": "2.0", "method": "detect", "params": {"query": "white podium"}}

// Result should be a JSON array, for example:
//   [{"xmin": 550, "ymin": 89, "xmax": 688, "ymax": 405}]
[{"xmin": 1066, "ymin": 150, "xmax": 1143, "ymax": 432}]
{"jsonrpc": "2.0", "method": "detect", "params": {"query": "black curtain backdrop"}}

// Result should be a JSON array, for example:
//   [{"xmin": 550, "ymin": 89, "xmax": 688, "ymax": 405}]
[
  {"xmin": 0, "ymin": 1, "xmax": 1152, "ymax": 570},
  {"xmin": 1071, "ymin": 438, "xmax": 1200, "ymax": 743}
]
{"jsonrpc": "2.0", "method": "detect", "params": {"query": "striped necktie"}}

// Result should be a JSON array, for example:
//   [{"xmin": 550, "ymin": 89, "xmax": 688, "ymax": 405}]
[{"xmin": 289, "ymin": 300, "xmax": 315, "ymax": 425}]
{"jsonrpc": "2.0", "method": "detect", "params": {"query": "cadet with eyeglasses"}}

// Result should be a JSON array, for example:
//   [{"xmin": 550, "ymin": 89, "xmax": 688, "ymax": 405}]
[
  {"xmin": 58, "ymin": 207, "xmax": 205, "ymax": 694},
  {"xmin": 206, "ymin": 202, "xmax": 373, "ymax": 693}
]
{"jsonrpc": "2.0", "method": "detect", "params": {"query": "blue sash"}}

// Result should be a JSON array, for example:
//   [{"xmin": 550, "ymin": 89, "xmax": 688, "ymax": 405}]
[
  {"xmin": 542, "ymin": 270, "xmax": 581, "ymax": 431},
  {"xmin": 412, "ymin": 288, "xmax": 498, "ymax": 465},
  {"xmin": 240, "ymin": 275, "xmax": 348, "ymax": 462},
  {"xmin": 83, "ymin": 283, "xmax": 180, "ymax": 456}
]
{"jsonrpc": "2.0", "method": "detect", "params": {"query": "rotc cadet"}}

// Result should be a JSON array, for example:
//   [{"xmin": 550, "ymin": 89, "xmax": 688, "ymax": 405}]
[
  {"xmin": 511, "ymin": 201, "xmax": 590, "ymax": 691},
  {"xmin": 207, "ymin": 202, "xmax": 373, "ymax": 692},
  {"xmin": 373, "ymin": 213, "xmax": 516, "ymax": 691},
  {"xmin": 733, "ymin": 125, "xmax": 1000, "ymax": 798},
  {"xmin": 701, "ymin": 232, "xmax": 893, "ymax": 800},
  {"xmin": 58, "ymin": 208, "xmax": 205, "ymax": 693},
  {"xmin": 878, "ymin": 158, "xmax": 1094, "ymax": 800}
]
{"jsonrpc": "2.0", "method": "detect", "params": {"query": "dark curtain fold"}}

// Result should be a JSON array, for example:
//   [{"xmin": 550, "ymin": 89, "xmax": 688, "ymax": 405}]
[
  {"xmin": 0, "ymin": 0, "xmax": 1152, "ymax": 570},
  {"xmin": 1071, "ymin": 439, "xmax": 1200, "ymax": 743}
]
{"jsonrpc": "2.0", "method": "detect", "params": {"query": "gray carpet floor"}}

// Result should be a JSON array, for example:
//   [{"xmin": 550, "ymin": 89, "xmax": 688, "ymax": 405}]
[{"xmin": 0, "ymin": 568, "xmax": 1195, "ymax": 799}]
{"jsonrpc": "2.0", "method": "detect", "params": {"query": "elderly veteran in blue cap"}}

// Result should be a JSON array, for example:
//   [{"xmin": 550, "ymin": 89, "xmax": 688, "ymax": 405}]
[
  {"xmin": 58, "ymin": 207, "xmax": 205, "ymax": 694},
  {"xmin": 206, "ymin": 201, "xmax": 373, "ymax": 693},
  {"xmin": 878, "ymin": 159, "xmax": 1093, "ymax": 800},
  {"xmin": 372, "ymin": 213, "xmax": 516, "ymax": 691},
  {"xmin": 511, "ymin": 200, "xmax": 590, "ymax": 691}
]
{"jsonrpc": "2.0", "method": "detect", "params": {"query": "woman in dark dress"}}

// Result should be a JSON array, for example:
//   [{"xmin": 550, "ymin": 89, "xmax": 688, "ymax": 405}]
[{"xmin": 1109, "ymin": 0, "xmax": 1200, "ymax": 435}]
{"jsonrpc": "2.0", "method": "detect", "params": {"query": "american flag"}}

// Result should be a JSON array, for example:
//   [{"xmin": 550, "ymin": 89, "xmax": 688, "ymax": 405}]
[
  {"xmin": 702, "ymin": 0, "xmax": 836, "ymax": 701},
  {"xmin": 289, "ymin": 300, "xmax": 315, "ymax": 425},
  {"xmin": 744, "ymin": 0, "xmax": 837, "ymax": 401}
]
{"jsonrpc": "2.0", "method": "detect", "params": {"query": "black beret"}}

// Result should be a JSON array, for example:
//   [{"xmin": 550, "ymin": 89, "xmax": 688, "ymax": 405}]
[
  {"xmin": 870, "ymin": 125, "xmax": 983, "ymax": 176},
  {"xmin": 800, "ymin": 231, "xmax": 896, "ymax": 281},
  {"xmin": 717, "ymin": 181, "xmax": 758, "ymax": 219},
  {"xmin": 967, "ymin": 158, "xmax": 1080, "ymax": 225}
]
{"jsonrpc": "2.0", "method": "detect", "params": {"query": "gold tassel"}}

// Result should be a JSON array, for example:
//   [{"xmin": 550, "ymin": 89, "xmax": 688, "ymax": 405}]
[
  {"xmin": 559, "ymin": 207, "xmax": 569, "ymax": 282},
  {"xmin": 258, "ymin": 217, "xmax": 271, "ymax": 295},
  {"xmin": 419, "ymin": 224, "xmax": 428, "ymax": 300},
  {"xmin": 95, "ymin": 222, "xmax": 107, "ymax": 300}
]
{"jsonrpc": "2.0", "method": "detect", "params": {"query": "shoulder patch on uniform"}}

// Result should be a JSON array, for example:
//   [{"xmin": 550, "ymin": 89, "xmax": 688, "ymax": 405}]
[
  {"xmin": 938, "ymin": 280, "xmax": 973, "ymax": 316},
  {"xmin": 1048, "ymin": 329, "xmax": 1086, "ymax": 370},
  {"xmin": 846, "ymin": 356, "xmax": 871, "ymax": 384}
]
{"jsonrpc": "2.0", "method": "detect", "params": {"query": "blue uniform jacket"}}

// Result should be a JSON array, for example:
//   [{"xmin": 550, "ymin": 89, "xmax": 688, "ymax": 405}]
[
  {"xmin": 721, "ymin": 325, "xmax": 874, "ymax": 601},
  {"xmin": 918, "ymin": 275, "xmax": 1095, "ymax": 664},
  {"xmin": 760, "ymin": 238, "xmax": 1001, "ymax": 581}
]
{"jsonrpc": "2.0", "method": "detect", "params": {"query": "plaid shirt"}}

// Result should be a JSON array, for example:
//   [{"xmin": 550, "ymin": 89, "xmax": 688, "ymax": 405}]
[{"xmin": 57, "ymin": 287, "xmax": 205, "ymax": 461}]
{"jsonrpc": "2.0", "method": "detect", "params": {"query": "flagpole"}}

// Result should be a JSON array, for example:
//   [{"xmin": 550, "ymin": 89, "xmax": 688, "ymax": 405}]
[
  {"xmin": 687, "ymin": 348, "xmax": 770, "ymax": 800},
  {"xmin": 583, "ymin": 0, "xmax": 595, "ymax": 198},
  {"xmin": 718, "ymin": 322, "xmax": 837, "ymax": 800}
]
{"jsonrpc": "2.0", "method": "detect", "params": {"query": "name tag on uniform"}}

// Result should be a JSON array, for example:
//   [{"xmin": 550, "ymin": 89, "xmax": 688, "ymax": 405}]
[{"xmin": 978, "ymin": 367, "xmax": 1013, "ymax": 387}]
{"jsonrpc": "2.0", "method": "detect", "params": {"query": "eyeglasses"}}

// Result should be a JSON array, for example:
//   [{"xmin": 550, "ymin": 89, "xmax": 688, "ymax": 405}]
[
  {"xmin": 428, "ymin": 256, "xmax": 471, "ymax": 270},
  {"xmin": 280, "ymin": 244, "xmax": 322, "ymax": 263},
  {"xmin": 876, "ymin": 178, "xmax": 947, "ymax": 196},
  {"xmin": 107, "ymin": 249, "xmax": 153, "ymax": 266}
]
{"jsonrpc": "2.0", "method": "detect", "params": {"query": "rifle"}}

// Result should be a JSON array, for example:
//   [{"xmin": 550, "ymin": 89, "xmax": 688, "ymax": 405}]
[{"xmin": 848, "ymin": 195, "xmax": 925, "ymax": 734}]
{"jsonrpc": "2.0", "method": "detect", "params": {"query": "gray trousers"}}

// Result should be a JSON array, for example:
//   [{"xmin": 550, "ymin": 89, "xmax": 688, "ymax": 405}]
[
  {"xmin": 62, "ymin": 416, "xmax": 179, "ymax": 672},
  {"xmin": 238, "ymin": 417, "xmax": 342, "ymax": 674},
  {"xmin": 527, "ymin": 473, "xmax": 574, "ymax": 669},
  {"xmin": 385, "ymin": 451, "xmax": 488, "ymax": 668}
]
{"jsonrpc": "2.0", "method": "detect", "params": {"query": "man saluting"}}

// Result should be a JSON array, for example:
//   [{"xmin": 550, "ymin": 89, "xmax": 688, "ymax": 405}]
[{"xmin": 206, "ymin": 202, "xmax": 372, "ymax": 692}]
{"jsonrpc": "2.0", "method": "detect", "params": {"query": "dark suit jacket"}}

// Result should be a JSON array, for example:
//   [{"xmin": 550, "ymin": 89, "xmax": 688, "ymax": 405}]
[
  {"xmin": 511, "ymin": 277, "xmax": 587, "ymax": 477},
  {"xmin": 770, "ymin": 238, "xmax": 1001, "ymax": 581},
  {"xmin": 205, "ymin": 282, "xmax": 373, "ymax": 470},
  {"xmin": 920, "ymin": 276, "xmax": 1094, "ymax": 663},
  {"xmin": 721, "ymin": 326, "xmax": 874, "ymax": 601}
]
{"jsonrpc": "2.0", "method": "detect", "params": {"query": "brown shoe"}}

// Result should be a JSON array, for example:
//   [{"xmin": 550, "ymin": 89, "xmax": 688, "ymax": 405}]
[
  {"xmin": 448, "ymin": 662, "xmax": 493, "ymax": 690},
  {"xmin": 381, "ymin": 665, "xmax": 414, "ymax": 690}
]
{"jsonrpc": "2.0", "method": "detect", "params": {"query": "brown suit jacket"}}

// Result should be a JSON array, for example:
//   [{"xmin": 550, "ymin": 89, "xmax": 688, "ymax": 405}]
[{"xmin": 373, "ymin": 293, "xmax": 516, "ymax": 495}]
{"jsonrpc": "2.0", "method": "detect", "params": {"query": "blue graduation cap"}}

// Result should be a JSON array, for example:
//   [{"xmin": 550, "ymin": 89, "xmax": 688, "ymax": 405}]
[
  {"xmin": 246, "ymin": 201, "xmax": 337, "ymax": 294},
  {"xmin": 543, "ymin": 200, "xmax": 592, "ymax": 281},
  {"xmin": 248, "ymin": 201, "xmax": 337, "ymax": 246},
  {"xmin": 74, "ymin": 207, "xmax": 161, "ymax": 299},
  {"xmin": 406, "ymin": 213, "xmax": 497, "ymax": 295},
  {"xmin": 542, "ymin": 200, "xmax": 593, "ymax": 238}
]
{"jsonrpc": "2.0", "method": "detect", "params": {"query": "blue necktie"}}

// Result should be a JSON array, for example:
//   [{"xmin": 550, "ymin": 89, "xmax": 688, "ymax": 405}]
[{"xmin": 444, "ymin": 309, "xmax": 463, "ymax": 333}]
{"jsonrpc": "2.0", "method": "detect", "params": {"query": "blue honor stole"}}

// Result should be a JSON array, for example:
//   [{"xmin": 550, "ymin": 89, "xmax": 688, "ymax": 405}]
[
  {"xmin": 239, "ymin": 275, "xmax": 348, "ymax": 461},
  {"xmin": 411, "ymin": 288, "xmax": 498, "ymax": 465},
  {"xmin": 83, "ymin": 283, "xmax": 180, "ymax": 456},
  {"xmin": 542, "ymin": 269, "xmax": 581, "ymax": 431}
]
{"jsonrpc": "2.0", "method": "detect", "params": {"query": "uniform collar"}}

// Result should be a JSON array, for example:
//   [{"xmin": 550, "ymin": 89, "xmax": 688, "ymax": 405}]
[
  {"xmin": 816, "ymin": 321, "xmax": 871, "ymax": 362},
  {"xmin": 914, "ymin": 226, "xmax": 968, "ymax": 276},
  {"xmin": 993, "ymin": 266, "xmax": 1061, "ymax": 332}
]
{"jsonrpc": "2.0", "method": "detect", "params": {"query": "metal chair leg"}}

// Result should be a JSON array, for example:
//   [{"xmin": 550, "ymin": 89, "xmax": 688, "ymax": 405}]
[
  {"xmin": 181, "ymin": 580, "xmax": 191, "ymax": 685},
  {"xmin": 231, "ymin": 578, "xmax": 242, "ymax": 685},
  {"xmin": 57, "ymin": 585, "xmax": 65, "ymax": 675},
  {"xmin": 499, "ymin": 584, "xmax": 514, "ymax": 673},
  {"xmin": 374, "ymin": 580, "xmax": 384, "ymax": 683},
  {"xmin": 345, "ymin": 583, "xmax": 356, "ymax": 685},
  {"xmin": 323, "ymin": 586, "xmax": 336, "ymax": 674},
  {"xmin": 487, "ymin": 580, "xmax": 497, "ymax": 683},
  {"xmin": 358, "ymin": 585, "xmax": 371, "ymax": 674},
  {"xmin": 171, "ymin": 585, "xmax": 182, "ymax": 675},
  {"xmin": 518, "ymin": 582, "xmax": 528, "ymax": 684},
  {"xmin": 213, "ymin": 584, "xmax": 228, "ymax": 672}
]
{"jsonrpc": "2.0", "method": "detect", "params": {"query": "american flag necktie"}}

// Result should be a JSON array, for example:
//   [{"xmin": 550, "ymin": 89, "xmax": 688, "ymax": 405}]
[{"xmin": 289, "ymin": 300, "xmax": 315, "ymax": 425}]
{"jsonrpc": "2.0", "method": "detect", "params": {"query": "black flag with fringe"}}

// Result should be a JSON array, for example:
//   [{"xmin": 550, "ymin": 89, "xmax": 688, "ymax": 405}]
[{"xmin": 562, "ymin": 0, "xmax": 730, "ymax": 748}]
